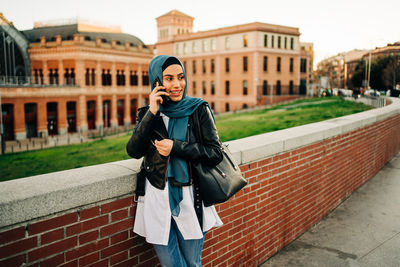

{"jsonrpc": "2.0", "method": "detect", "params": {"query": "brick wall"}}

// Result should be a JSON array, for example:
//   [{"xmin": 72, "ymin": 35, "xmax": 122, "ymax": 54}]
[{"xmin": 1, "ymin": 99, "xmax": 400, "ymax": 267}]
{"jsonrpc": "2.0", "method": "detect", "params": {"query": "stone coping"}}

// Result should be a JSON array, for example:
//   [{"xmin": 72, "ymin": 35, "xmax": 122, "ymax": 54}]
[{"xmin": 1, "ymin": 97, "xmax": 399, "ymax": 228}]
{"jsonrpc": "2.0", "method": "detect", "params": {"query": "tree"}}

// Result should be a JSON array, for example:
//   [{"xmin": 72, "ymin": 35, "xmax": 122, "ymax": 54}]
[{"xmin": 383, "ymin": 55, "xmax": 400, "ymax": 89}]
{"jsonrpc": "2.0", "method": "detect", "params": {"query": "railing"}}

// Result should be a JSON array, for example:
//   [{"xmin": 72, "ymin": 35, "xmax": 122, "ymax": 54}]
[{"xmin": 0, "ymin": 76, "xmax": 79, "ymax": 87}]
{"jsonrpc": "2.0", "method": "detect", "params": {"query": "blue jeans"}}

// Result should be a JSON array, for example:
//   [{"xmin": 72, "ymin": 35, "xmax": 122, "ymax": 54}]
[{"xmin": 153, "ymin": 219, "xmax": 205, "ymax": 267}]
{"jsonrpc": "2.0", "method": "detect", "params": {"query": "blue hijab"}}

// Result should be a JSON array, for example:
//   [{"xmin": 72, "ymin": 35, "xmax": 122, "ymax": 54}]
[{"xmin": 149, "ymin": 55, "xmax": 205, "ymax": 216}]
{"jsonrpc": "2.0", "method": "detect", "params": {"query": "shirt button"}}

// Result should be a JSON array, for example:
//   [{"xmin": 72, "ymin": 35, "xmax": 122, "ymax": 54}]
[
  {"xmin": 196, "ymin": 206, "xmax": 200, "ymax": 208},
  {"xmin": 196, "ymin": 194, "xmax": 199, "ymax": 196}
]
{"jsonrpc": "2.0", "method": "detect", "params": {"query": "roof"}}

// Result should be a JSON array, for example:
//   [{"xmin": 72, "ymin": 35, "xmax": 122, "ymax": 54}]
[
  {"xmin": 156, "ymin": 9, "xmax": 194, "ymax": 19},
  {"xmin": 21, "ymin": 24, "xmax": 146, "ymax": 47}
]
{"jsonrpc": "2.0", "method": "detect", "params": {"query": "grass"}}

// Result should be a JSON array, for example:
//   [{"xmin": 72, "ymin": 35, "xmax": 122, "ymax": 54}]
[{"xmin": 0, "ymin": 97, "xmax": 372, "ymax": 182}]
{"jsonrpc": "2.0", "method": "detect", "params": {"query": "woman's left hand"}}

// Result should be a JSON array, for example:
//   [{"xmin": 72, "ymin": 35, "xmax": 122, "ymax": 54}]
[{"xmin": 153, "ymin": 139, "xmax": 173, "ymax": 156}]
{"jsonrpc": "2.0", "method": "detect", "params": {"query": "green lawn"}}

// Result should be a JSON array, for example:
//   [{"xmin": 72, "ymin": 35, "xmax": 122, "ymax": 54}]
[{"xmin": 0, "ymin": 97, "xmax": 372, "ymax": 182}]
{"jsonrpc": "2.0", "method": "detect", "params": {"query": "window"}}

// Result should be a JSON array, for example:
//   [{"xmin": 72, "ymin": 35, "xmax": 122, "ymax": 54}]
[
  {"xmin": 183, "ymin": 43, "xmax": 188, "ymax": 54},
  {"xmin": 202, "ymin": 39, "xmax": 208, "ymax": 51},
  {"xmin": 225, "ymin": 103, "xmax": 230, "ymax": 112},
  {"xmin": 290, "ymin": 58, "xmax": 294, "ymax": 73},
  {"xmin": 211, "ymin": 102, "xmax": 215, "ymax": 110},
  {"xmin": 202, "ymin": 81, "xmax": 206, "ymax": 95},
  {"xmin": 264, "ymin": 34, "xmax": 268, "ymax": 47},
  {"xmin": 290, "ymin": 37, "xmax": 294, "ymax": 50},
  {"xmin": 85, "ymin": 68, "xmax": 90, "ymax": 86},
  {"xmin": 263, "ymin": 80, "xmax": 268, "ymax": 95},
  {"xmin": 276, "ymin": 80, "xmax": 281, "ymax": 95},
  {"xmin": 211, "ymin": 59, "xmax": 215, "ymax": 73},
  {"xmin": 202, "ymin": 60, "xmax": 206, "ymax": 74},
  {"xmin": 284, "ymin": 37, "xmax": 287, "ymax": 49},
  {"xmin": 91, "ymin": 68, "xmax": 95, "ymax": 86},
  {"xmin": 277, "ymin": 57, "xmax": 281, "ymax": 72},
  {"xmin": 243, "ymin": 104, "xmax": 248, "ymax": 109},
  {"xmin": 211, "ymin": 39, "xmax": 216, "ymax": 50},
  {"xmin": 289, "ymin": 80, "xmax": 294, "ymax": 95},
  {"xmin": 278, "ymin": 36, "xmax": 281, "ymax": 48},
  {"xmin": 243, "ymin": 80, "xmax": 248, "ymax": 95},
  {"xmin": 300, "ymin": 58, "xmax": 307, "ymax": 73},
  {"xmin": 183, "ymin": 61, "xmax": 187, "ymax": 72},
  {"xmin": 271, "ymin": 35, "xmax": 275, "ymax": 48},
  {"xmin": 130, "ymin": 71, "xmax": 138, "ymax": 86},
  {"xmin": 193, "ymin": 81, "xmax": 197, "ymax": 95},
  {"xmin": 225, "ymin": 37, "xmax": 230, "ymax": 49},
  {"xmin": 192, "ymin": 60, "xmax": 196, "ymax": 74},
  {"xmin": 243, "ymin": 56, "xmax": 248, "ymax": 72},
  {"xmin": 225, "ymin": 58, "xmax": 230, "ymax": 73},
  {"xmin": 263, "ymin": 56, "xmax": 268, "ymax": 72},
  {"xmin": 225, "ymin": 81, "xmax": 230, "ymax": 95},
  {"xmin": 243, "ymin": 34, "xmax": 248, "ymax": 47},
  {"xmin": 142, "ymin": 71, "xmax": 149, "ymax": 85},
  {"xmin": 211, "ymin": 81, "xmax": 215, "ymax": 95}
]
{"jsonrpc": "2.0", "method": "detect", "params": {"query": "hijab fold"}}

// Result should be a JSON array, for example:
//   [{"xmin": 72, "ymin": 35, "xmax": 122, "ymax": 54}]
[{"xmin": 149, "ymin": 55, "xmax": 205, "ymax": 216}]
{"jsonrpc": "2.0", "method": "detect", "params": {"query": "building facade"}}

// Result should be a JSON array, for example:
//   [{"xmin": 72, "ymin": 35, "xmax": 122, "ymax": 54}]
[
  {"xmin": 0, "ymin": 14, "xmax": 152, "ymax": 141},
  {"xmin": 155, "ymin": 10, "xmax": 312, "ymax": 113}
]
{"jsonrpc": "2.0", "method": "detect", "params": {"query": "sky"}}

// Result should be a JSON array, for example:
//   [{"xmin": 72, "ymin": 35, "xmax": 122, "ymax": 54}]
[{"xmin": 1, "ymin": 0, "xmax": 399, "ymax": 67}]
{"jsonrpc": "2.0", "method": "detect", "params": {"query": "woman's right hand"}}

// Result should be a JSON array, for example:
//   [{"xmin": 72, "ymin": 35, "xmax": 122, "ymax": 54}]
[{"xmin": 149, "ymin": 82, "xmax": 170, "ymax": 115}]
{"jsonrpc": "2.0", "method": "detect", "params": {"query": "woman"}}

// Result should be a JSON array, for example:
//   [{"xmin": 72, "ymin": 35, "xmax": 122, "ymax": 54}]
[{"xmin": 126, "ymin": 55, "xmax": 223, "ymax": 267}]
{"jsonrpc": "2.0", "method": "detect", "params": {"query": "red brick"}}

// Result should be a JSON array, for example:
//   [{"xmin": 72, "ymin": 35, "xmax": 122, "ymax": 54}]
[
  {"xmin": 79, "ymin": 230, "xmax": 98, "ymax": 245},
  {"xmin": 0, "ymin": 236, "xmax": 37, "ymax": 258},
  {"xmin": 114, "ymin": 257, "xmax": 139, "ymax": 267},
  {"xmin": 101, "ymin": 197, "xmax": 133, "ymax": 214},
  {"xmin": 110, "ymin": 251, "xmax": 128, "ymax": 265},
  {"xmin": 80, "ymin": 207, "xmax": 100, "ymax": 221},
  {"xmin": 41, "ymin": 229, "xmax": 64, "ymax": 245},
  {"xmin": 67, "ymin": 216, "xmax": 108, "ymax": 236},
  {"xmin": 59, "ymin": 260, "xmax": 78, "ymax": 267},
  {"xmin": 86, "ymin": 259, "xmax": 108, "ymax": 267},
  {"xmin": 28, "ymin": 237, "xmax": 77, "ymax": 262},
  {"xmin": 101, "ymin": 239, "xmax": 135, "ymax": 258},
  {"xmin": 0, "ymin": 254, "xmax": 26, "ymax": 267},
  {"xmin": 65, "ymin": 238, "xmax": 108, "ymax": 261},
  {"xmin": 29, "ymin": 213, "xmax": 78, "ymax": 235},
  {"xmin": 40, "ymin": 253, "xmax": 64, "ymax": 267},
  {"xmin": 100, "ymin": 219, "xmax": 133, "ymax": 238},
  {"xmin": 0, "ymin": 226, "xmax": 25, "ymax": 245},
  {"xmin": 139, "ymin": 249, "xmax": 154, "ymax": 263},
  {"xmin": 78, "ymin": 252, "xmax": 99, "ymax": 266},
  {"xmin": 111, "ymin": 209, "xmax": 129, "ymax": 222},
  {"xmin": 110, "ymin": 231, "xmax": 129, "ymax": 245}
]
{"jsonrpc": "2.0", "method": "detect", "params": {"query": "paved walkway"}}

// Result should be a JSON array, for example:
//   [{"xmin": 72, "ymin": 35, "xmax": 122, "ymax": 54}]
[{"xmin": 260, "ymin": 152, "xmax": 400, "ymax": 267}]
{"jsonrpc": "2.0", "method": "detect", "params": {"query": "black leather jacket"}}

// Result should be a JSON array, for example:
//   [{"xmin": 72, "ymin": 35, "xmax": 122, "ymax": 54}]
[{"xmin": 126, "ymin": 103, "xmax": 223, "ymax": 192}]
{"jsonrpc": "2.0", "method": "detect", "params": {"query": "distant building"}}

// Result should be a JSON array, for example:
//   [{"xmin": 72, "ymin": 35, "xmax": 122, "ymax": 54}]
[
  {"xmin": 0, "ymin": 14, "xmax": 152, "ymax": 141},
  {"xmin": 155, "ymin": 10, "xmax": 313, "ymax": 113}
]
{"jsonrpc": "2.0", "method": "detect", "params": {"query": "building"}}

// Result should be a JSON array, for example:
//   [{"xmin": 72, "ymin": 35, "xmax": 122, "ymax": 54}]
[
  {"xmin": 155, "ymin": 10, "xmax": 312, "ymax": 113},
  {"xmin": 300, "ymin": 42, "xmax": 314, "ymax": 93},
  {"xmin": 0, "ymin": 14, "xmax": 152, "ymax": 141}
]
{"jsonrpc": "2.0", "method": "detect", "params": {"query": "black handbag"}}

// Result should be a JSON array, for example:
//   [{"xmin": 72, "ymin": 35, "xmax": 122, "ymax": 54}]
[{"xmin": 192, "ymin": 106, "xmax": 247, "ymax": 207}]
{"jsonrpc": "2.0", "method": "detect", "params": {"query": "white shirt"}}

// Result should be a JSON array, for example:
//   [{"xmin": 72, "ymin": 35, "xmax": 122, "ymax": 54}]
[{"xmin": 133, "ymin": 113, "xmax": 223, "ymax": 245}]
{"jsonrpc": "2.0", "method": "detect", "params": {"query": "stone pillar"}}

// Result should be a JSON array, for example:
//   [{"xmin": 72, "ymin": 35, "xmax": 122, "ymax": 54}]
[
  {"xmin": 78, "ymin": 95, "xmax": 88, "ymax": 133},
  {"xmin": 111, "ymin": 63, "xmax": 116, "ymax": 88},
  {"xmin": 125, "ymin": 64, "xmax": 129, "ymax": 88},
  {"xmin": 138, "ymin": 94, "xmax": 143, "ymax": 109},
  {"xmin": 58, "ymin": 100, "xmax": 67, "ymax": 135},
  {"xmin": 75, "ymin": 60, "xmax": 85, "ymax": 87},
  {"xmin": 95, "ymin": 94, "xmax": 103, "ymax": 130},
  {"xmin": 124, "ymin": 94, "xmax": 131, "ymax": 126},
  {"xmin": 37, "ymin": 100, "xmax": 48, "ymax": 138},
  {"xmin": 138, "ymin": 64, "xmax": 143, "ymax": 87},
  {"xmin": 42, "ymin": 60, "xmax": 49, "ymax": 85},
  {"xmin": 59, "ymin": 60, "xmax": 64, "ymax": 85},
  {"xmin": 96, "ymin": 61, "xmax": 101, "ymax": 88},
  {"xmin": 110, "ymin": 94, "xmax": 118, "ymax": 128},
  {"xmin": 14, "ymin": 100, "xmax": 26, "ymax": 140}
]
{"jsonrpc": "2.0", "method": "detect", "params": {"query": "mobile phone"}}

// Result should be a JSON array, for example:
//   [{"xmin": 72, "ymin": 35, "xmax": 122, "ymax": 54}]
[{"xmin": 152, "ymin": 77, "xmax": 170, "ymax": 103}]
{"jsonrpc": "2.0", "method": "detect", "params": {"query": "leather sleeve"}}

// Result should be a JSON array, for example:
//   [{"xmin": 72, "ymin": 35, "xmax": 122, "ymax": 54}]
[
  {"xmin": 171, "ymin": 104, "xmax": 223, "ymax": 166},
  {"xmin": 126, "ymin": 107, "xmax": 157, "ymax": 159}
]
